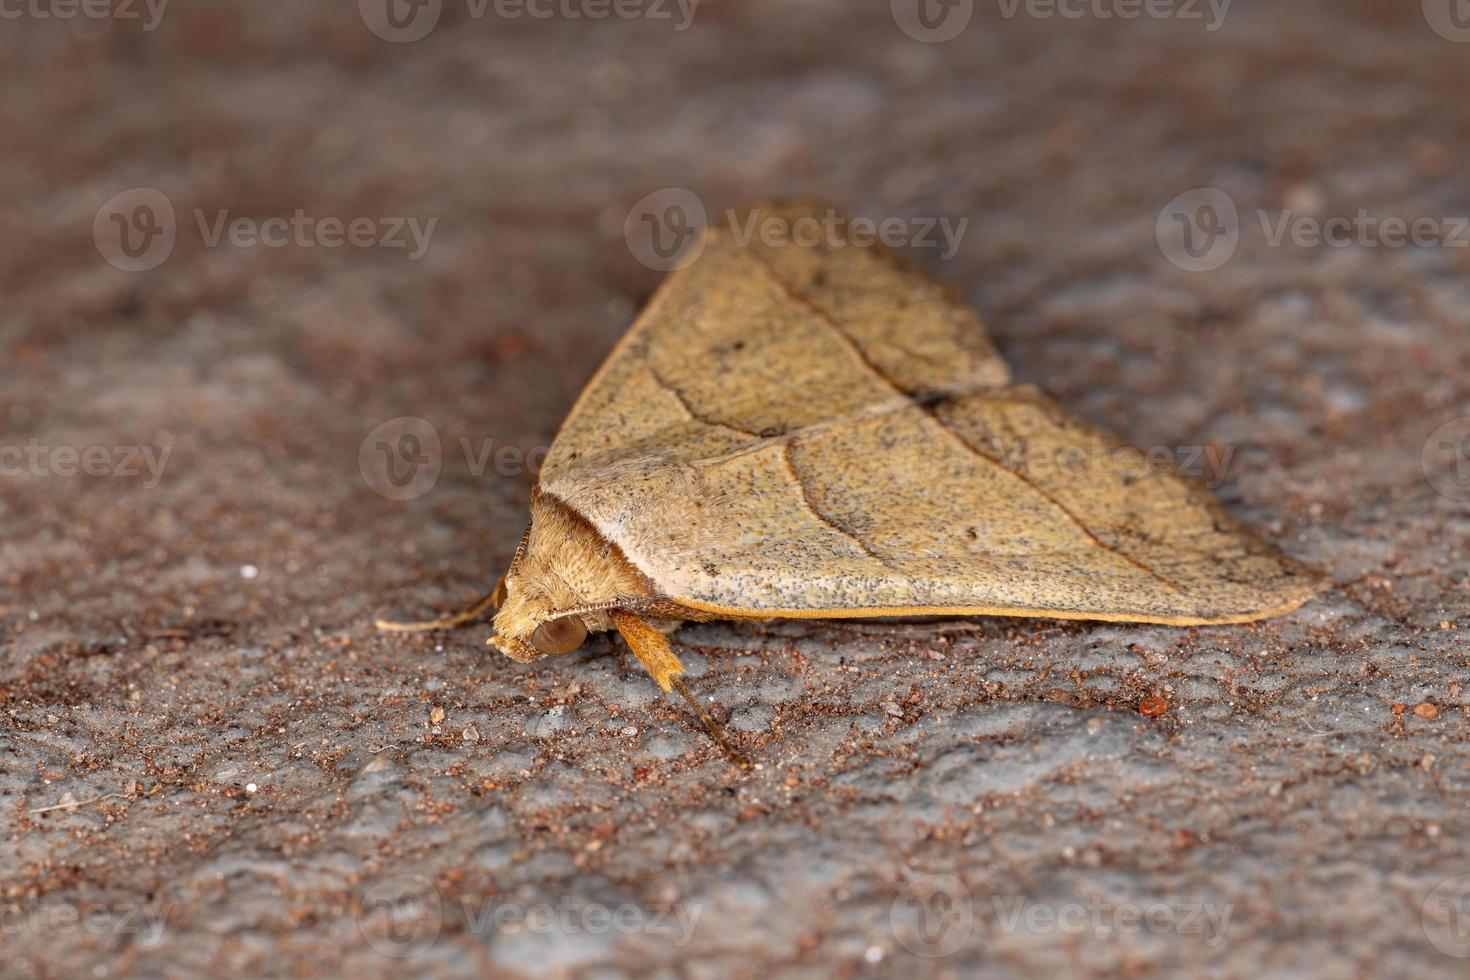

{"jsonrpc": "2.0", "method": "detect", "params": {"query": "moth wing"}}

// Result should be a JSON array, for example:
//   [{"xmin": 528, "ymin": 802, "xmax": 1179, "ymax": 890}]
[
  {"xmin": 538, "ymin": 203, "xmax": 1325, "ymax": 625},
  {"xmin": 539, "ymin": 200, "xmax": 1010, "ymax": 485}
]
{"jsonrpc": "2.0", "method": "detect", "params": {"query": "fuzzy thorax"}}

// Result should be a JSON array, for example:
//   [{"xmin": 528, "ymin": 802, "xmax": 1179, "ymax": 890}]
[{"xmin": 489, "ymin": 490, "xmax": 658, "ymax": 662}]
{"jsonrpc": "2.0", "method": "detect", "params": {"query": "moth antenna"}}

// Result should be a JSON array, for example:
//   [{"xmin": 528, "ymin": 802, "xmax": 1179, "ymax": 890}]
[
  {"xmin": 375, "ymin": 587, "xmax": 500, "ymax": 633},
  {"xmin": 612, "ymin": 609, "xmax": 751, "ymax": 769}
]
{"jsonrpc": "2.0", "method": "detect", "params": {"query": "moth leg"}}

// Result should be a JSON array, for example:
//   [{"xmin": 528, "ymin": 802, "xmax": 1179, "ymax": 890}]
[
  {"xmin": 374, "ymin": 579, "xmax": 503, "ymax": 633},
  {"xmin": 611, "ymin": 610, "xmax": 751, "ymax": 769}
]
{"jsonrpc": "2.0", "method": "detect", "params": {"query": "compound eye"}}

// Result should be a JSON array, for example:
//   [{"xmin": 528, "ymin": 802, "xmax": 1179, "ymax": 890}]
[{"xmin": 530, "ymin": 616, "xmax": 587, "ymax": 655}]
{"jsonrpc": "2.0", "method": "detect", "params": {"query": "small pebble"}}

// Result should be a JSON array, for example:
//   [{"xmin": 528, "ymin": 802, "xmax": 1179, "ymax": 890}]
[
  {"xmin": 1413, "ymin": 702, "xmax": 1439, "ymax": 719},
  {"xmin": 1139, "ymin": 696, "xmax": 1169, "ymax": 717},
  {"xmin": 245, "ymin": 783, "xmax": 258, "ymax": 794},
  {"xmin": 864, "ymin": 946, "xmax": 884, "ymax": 964},
  {"xmin": 621, "ymin": 726, "xmax": 638, "ymax": 737},
  {"xmin": 462, "ymin": 725, "xmax": 481, "ymax": 744},
  {"xmin": 430, "ymin": 706, "xmax": 446, "ymax": 724},
  {"xmin": 240, "ymin": 564, "xmax": 259, "ymax": 579}
]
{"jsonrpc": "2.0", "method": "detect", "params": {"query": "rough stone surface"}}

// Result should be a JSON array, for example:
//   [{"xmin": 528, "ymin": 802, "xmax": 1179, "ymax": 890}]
[{"xmin": 3, "ymin": 2, "xmax": 1469, "ymax": 978}]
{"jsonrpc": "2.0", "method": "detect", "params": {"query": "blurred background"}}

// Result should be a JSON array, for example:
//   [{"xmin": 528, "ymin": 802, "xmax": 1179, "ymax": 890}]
[{"xmin": 3, "ymin": 1, "xmax": 1470, "ymax": 976}]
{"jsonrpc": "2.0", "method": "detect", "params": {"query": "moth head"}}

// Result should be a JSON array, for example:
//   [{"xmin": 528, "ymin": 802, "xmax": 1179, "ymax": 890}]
[
  {"xmin": 487, "ymin": 554, "xmax": 594, "ymax": 663},
  {"xmin": 486, "ymin": 492, "xmax": 653, "ymax": 662}
]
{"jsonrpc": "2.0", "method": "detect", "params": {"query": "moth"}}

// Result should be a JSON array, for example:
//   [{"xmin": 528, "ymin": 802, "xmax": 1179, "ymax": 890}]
[{"xmin": 379, "ymin": 201, "xmax": 1325, "ymax": 765}]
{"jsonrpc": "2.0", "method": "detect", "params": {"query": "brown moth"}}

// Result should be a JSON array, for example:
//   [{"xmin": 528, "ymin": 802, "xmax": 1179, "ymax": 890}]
[{"xmin": 379, "ymin": 200, "xmax": 1326, "ymax": 764}]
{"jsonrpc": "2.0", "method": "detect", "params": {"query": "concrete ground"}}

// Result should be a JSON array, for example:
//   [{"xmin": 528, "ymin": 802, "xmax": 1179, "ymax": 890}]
[{"xmin": 3, "ymin": 1, "xmax": 1469, "ymax": 976}]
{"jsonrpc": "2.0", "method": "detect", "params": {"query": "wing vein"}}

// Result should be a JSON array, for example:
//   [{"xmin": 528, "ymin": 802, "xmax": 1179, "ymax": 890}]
[
  {"xmin": 746, "ymin": 244, "xmax": 1182, "ymax": 594},
  {"xmin": 647, "ymin": 365, "xmax": 768, "ymax": 439},
  {"xmin": 780, "ymin": 441, "xmax": 885, "ymax": 562},
  {"xmin": 924, "ymin": 399, "xmax": 1184, "ymax": 593}
]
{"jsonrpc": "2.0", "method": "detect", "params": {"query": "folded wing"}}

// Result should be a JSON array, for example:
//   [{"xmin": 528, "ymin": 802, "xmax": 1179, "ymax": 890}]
[{"xmin": 538, "ymin": 202, "xmax": 1324, "ymax": 625}]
